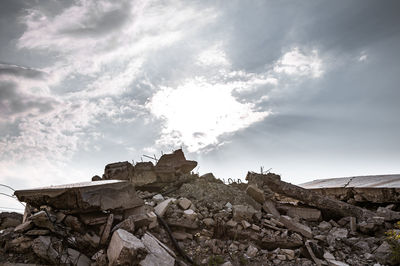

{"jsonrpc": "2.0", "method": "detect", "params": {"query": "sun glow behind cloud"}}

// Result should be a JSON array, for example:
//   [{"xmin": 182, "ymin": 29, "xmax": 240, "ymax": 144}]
[{"xmin": 147, "ymin": 78, "xmax": 269, "ymax": 152}]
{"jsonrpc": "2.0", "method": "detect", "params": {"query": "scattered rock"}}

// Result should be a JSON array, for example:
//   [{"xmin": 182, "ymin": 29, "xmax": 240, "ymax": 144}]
[{"xmin": 107, "ymin": 229, "xmax": 147, "ymax": 265}]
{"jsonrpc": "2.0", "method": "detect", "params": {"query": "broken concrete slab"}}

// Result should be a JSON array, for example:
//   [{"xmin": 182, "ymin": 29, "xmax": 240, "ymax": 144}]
[
  {"xmin": 14, "ymin": 221, "xmax": 33, "ymax": 233},
  {"xmin": 133, "ymin": 162, "xmax": 158, "ymax": 187},
  {"xmin": 246, "ymin": 172, "xmax": 379, "ymax": 221},
  {"xmin": 246, "ymin": 184, "xmax": 265, "ymax": 204},
  {"xmin": 300, "ymin": 174, "xmax": 400, "ymax": 204},
  {"xmin": 140, "ymin": 232, "xmax": 175, "ymax": 266},
  {"xmin": 154, "ymin": 198, "xmax": 175, "ymax": 217},
  {"xmin": 100, "ymin": 213, "xmax": 114, "ymax": 245},
  {"xmin": 279, "ymin": 215, "xmax": 313, "ymax": 239},
  {"xmin": 262, "ymin": 200, "xmax": 281, "ymax": 217},
  {"xmin": 15, "ymin": 180, "xmax": 144, "ymax": 213},
  {"xmin": 287, "ymin": 207, "xmax": 322, "ymax": 221},
  {"xmin": 107, "ymin": 229, "xmax": 147, "ymax": 266}
]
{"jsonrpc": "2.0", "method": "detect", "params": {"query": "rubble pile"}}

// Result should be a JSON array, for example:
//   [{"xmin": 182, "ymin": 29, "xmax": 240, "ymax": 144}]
[{"xmin": 0, "ymin": 150, "xmax": 399, "ymax": 265}]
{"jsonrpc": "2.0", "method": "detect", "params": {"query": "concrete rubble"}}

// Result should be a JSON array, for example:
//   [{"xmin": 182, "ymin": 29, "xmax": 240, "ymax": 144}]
[{"xmin": 0, "ymin": 149, "xmax": 399, "ymax": 265}]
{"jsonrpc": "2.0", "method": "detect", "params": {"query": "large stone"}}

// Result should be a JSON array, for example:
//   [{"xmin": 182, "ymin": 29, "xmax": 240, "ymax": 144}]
[
  {"xmin": 64, "ymin": 215, "xmax": 84, "ymax": 233},
  {"xmin": 178, "ymin": 198, "xmax": 192, "ymax": 210},
  {"xmin": 232, "ymin": 205, "xmax": 257, "ymax": 222},
  {"xmin": 246, "ymin": 185, "xmax": 265, "ymax": 204},
  {"xmin": 15, "ymin": 180, "xmax": 144, "ymax": 213},
  {"xmin": 103, "ymin": 161, "xmax": 134, "ymax": 181},
  {"xmin": 287, "ymin": 207, "xmax": 321, "ymax": 221},
  {"xmin": 279, "ymin": 215, "xmax": 313, "ymax": 239},
  {"xmin": 155, "ymin": 198, "xmax": 175, "ymax": 217},
  {"xmin": 107, "ymin": 229, "xmax": 147, "ymax": 265},
  {"xmin": 140, "ymin": 232, "xmax": 175, "ymax": 266},
  {"xmin": 30, "ymin": 211, "xmax": 55, "ymax": 231}
]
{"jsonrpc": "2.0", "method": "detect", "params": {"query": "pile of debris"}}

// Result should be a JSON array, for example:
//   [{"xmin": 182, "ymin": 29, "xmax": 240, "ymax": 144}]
[{"xmin": 0, "ymin": 150, "xmax": 399, "ymax": 265}]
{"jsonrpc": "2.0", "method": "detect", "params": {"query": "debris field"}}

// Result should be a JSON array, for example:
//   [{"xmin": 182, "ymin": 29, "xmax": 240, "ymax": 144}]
[{"xmin": 0, "ymin": 149, "xmax": 399, "ymax": 265}]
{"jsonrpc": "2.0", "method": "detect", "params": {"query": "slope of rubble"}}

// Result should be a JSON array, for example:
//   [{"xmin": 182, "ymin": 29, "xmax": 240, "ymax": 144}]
[{"xmin": 0, "ymin": 149, "xmax": 399, "ymax": 265}]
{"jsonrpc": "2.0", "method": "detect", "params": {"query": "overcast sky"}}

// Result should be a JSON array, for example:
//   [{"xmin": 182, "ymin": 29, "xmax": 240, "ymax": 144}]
[{"xmin": 1, "ymin": 0, "xmax": 400, "ymax": 212}]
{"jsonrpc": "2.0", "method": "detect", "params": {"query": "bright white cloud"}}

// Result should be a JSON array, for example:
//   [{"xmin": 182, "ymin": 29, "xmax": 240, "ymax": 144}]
[
  {"xmin": 273, "ymin": 47, "xmax": 323, "ymax": 78},
  {"xmin": 197, "ymin": 43, "xmax": 230, "ymax": 66},
  {"xmin": 147, "ymin": 78, "xmax": 269, "ymax": 152}
]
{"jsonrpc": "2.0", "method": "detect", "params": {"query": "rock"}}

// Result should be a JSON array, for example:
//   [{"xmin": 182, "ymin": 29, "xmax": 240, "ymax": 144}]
[
  {"xmin": 152, "ymin": 194, "xmax": 164, "ymax": 203},
  {"xmin": 354, "ymin": 241, "xmax": 370, "ymax": 253},
  {"xmin": 277, "ymin": 254, "xmax": 286, "ymax": 260},
  {"xmin": 232, "ymin": 205, "xmax": 257, "ymax": 222},
  {"xmin": 287, "ymin": 207, "xmax": 321, "ymax": 222},
  {"xmin": 279, "ymin": 215, "xmax": 313, "ymax": 239},
  {"xmin": 251, "ymin": 224, "xmax": 260, "ymax": 231},
  {"xmin": 83, "ymin": 231, "xmax": 100, "ymax": 248},
  {"xmin": 79, "ymin": 212, "xmax": 109, "ymax": 225},
  {"xmin": 14, "ymin": 220, "xmax": 33, "ymax": 233},
  {"xmin": 178, "ymin": 198, "xmax": 192, "ymax": 210},
  {"xmin": 318, "ymin": 221, "xmax": 332, "ymax": 232},
  {"xmin": 262, "ymin": 200, "xmax": 280, "ymax": 217},
  {"xmin": 172, "ymin": 231, "xmax": 191, "ymax": 240},
  {"xmin": 29, "ymin": 211, "xmax": 55, "ymax": 231},
  {"xmin": 112, "ymin": 216, "xmax": 136, "ymax": 234},
  {"xmin": 281, "ymin": 249, "xmax": 295, "ymax": 260},
  {"xmin": 25, "ymin": 229, "xmax": 50, "ymax": 236},
  {"xmin": 100, "ymin": 213, "xmax": 114, "ymax": 245},
  {"xmin": 140, "ymin": 232, "xmax": 175, "ymax": 266},
  {"xmin": 92, "ymin": 249, "xmax": 107, "ymax": 266},
  {"xmin": 220, "ymin": 262, "xmax": 233, "ymax": 266},
  {"xmin": 246, "ymin": 245, "xmax": 258, "ymax": 257},
  {"xmin": 6, "ymin": 236, "xmax": 32, "ymax": 253},
  {"xmin": 203, "ymin": 218, "xmax": 215, "ymax": 227},
  {"xmin": 327, "ymin": 260, "xmax": 349, "ymax": 266},
  {"xmin": 107, "ymin": 229, "xmax": 147, "ymax": 265},
  {"xmin": 92, "ymin": 175, "xmax": 102, "ymax": 181},
  {"xmin": 0, "ymin": 212, "xmax": 22, "ymax": 229},
  {"xmin": 32, "ymin": 236, "xmax": 63, "ymax": 264},
  {"xmin": 64, "ymin": 215, "xmax": 84, "ymax": 233},
  {"xmin": 323, "ymin": 251, "xmax": 335, "ymax": 260},
  {"xmin": 374, "ymin": 241, "xmax": 393, "ymax": 265},
  {"xmin": 358, "ymin": 221, "xmax": 375, "ymax": 233},
  {"xmin": 329, "ymin": 227, "xmax": 348, "ymax": 240},
  {"xmin": 241, "ymin": 220, "xmax": 251, "ymax": 229},
  {"xmin": 183, "ymin": 209, "xmax": 197, "ymax": 220},
  {"xmin": 349, "ymin": 217, "xmax": 357, "ymax": 232},
  {"xmin": 155, "ymin": 199, "xmax": 175, "ymax": 217},
  {"xmin": 226, "ymin": 220, "xmax": 237, "ymax": 227},
  {"xmin": 15, "ymin": 180, "xmax": 144, "ymax": 212},
  {"xmin": 67, "ymin": 248, "xmax": 91, "ymax": 266},
  {"xmin": 246, "ymin": 184, "xmax": 265, "ymax": 204},
  {"xmin": 365, "ymin": 253, "xmax": 374, "ymax": 260}
]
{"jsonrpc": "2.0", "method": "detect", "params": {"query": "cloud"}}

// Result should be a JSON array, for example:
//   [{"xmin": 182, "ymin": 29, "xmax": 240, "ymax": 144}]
[{"xmin": 273, "ymin": 47, "xmax": 323, "ymax": 78}]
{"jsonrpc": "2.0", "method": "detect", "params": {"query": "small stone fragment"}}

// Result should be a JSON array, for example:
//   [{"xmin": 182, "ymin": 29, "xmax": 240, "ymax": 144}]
[{"xmin": 178, "ymin": 198, "xmax": 192, "ymax": 210}]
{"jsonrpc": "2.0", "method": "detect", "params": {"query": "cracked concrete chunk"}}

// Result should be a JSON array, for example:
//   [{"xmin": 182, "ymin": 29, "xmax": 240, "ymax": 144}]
[
  {"xmin": 279, "ymin": 215, "xmax": 313, "ymax": 239},
  {"xmin": 107, "ymin": 229, "xmax": 147, "ymax": 266},
  {"xmin": 140, "ymin": 232, "xmax": 175, "ymax": 266},
  {"xmin": 178, "ymin": 198, "xmax": 192, "ymax": 210},
  {"xmin": 103, "ymin": 161, "xmax": 134, "ymax": 181},
  {"xmin": 15, "ymin": 180, "xmax": 144, "ymax": 213},
  {"xmin": 287, "ymin": 207, "xmax": 321, "ymax": 221},
  {"xmin": 155, "ymin": 199, "xmax": 175, "ymax": 217},
  {"xmin": 246, "ymin": 184, "xmax": 265, "ymax": 204}
]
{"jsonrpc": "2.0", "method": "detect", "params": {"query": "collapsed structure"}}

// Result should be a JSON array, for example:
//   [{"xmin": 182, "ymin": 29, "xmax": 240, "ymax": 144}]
[{"xmin": 0, "ymin": 150, "xmax": 399, "ymax": 265}]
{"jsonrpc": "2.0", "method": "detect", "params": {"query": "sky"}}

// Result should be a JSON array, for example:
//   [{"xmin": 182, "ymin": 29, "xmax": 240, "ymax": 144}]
[{"xmin": 1, "ymin": 0, "xmax": 400, "ymax": 212}]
